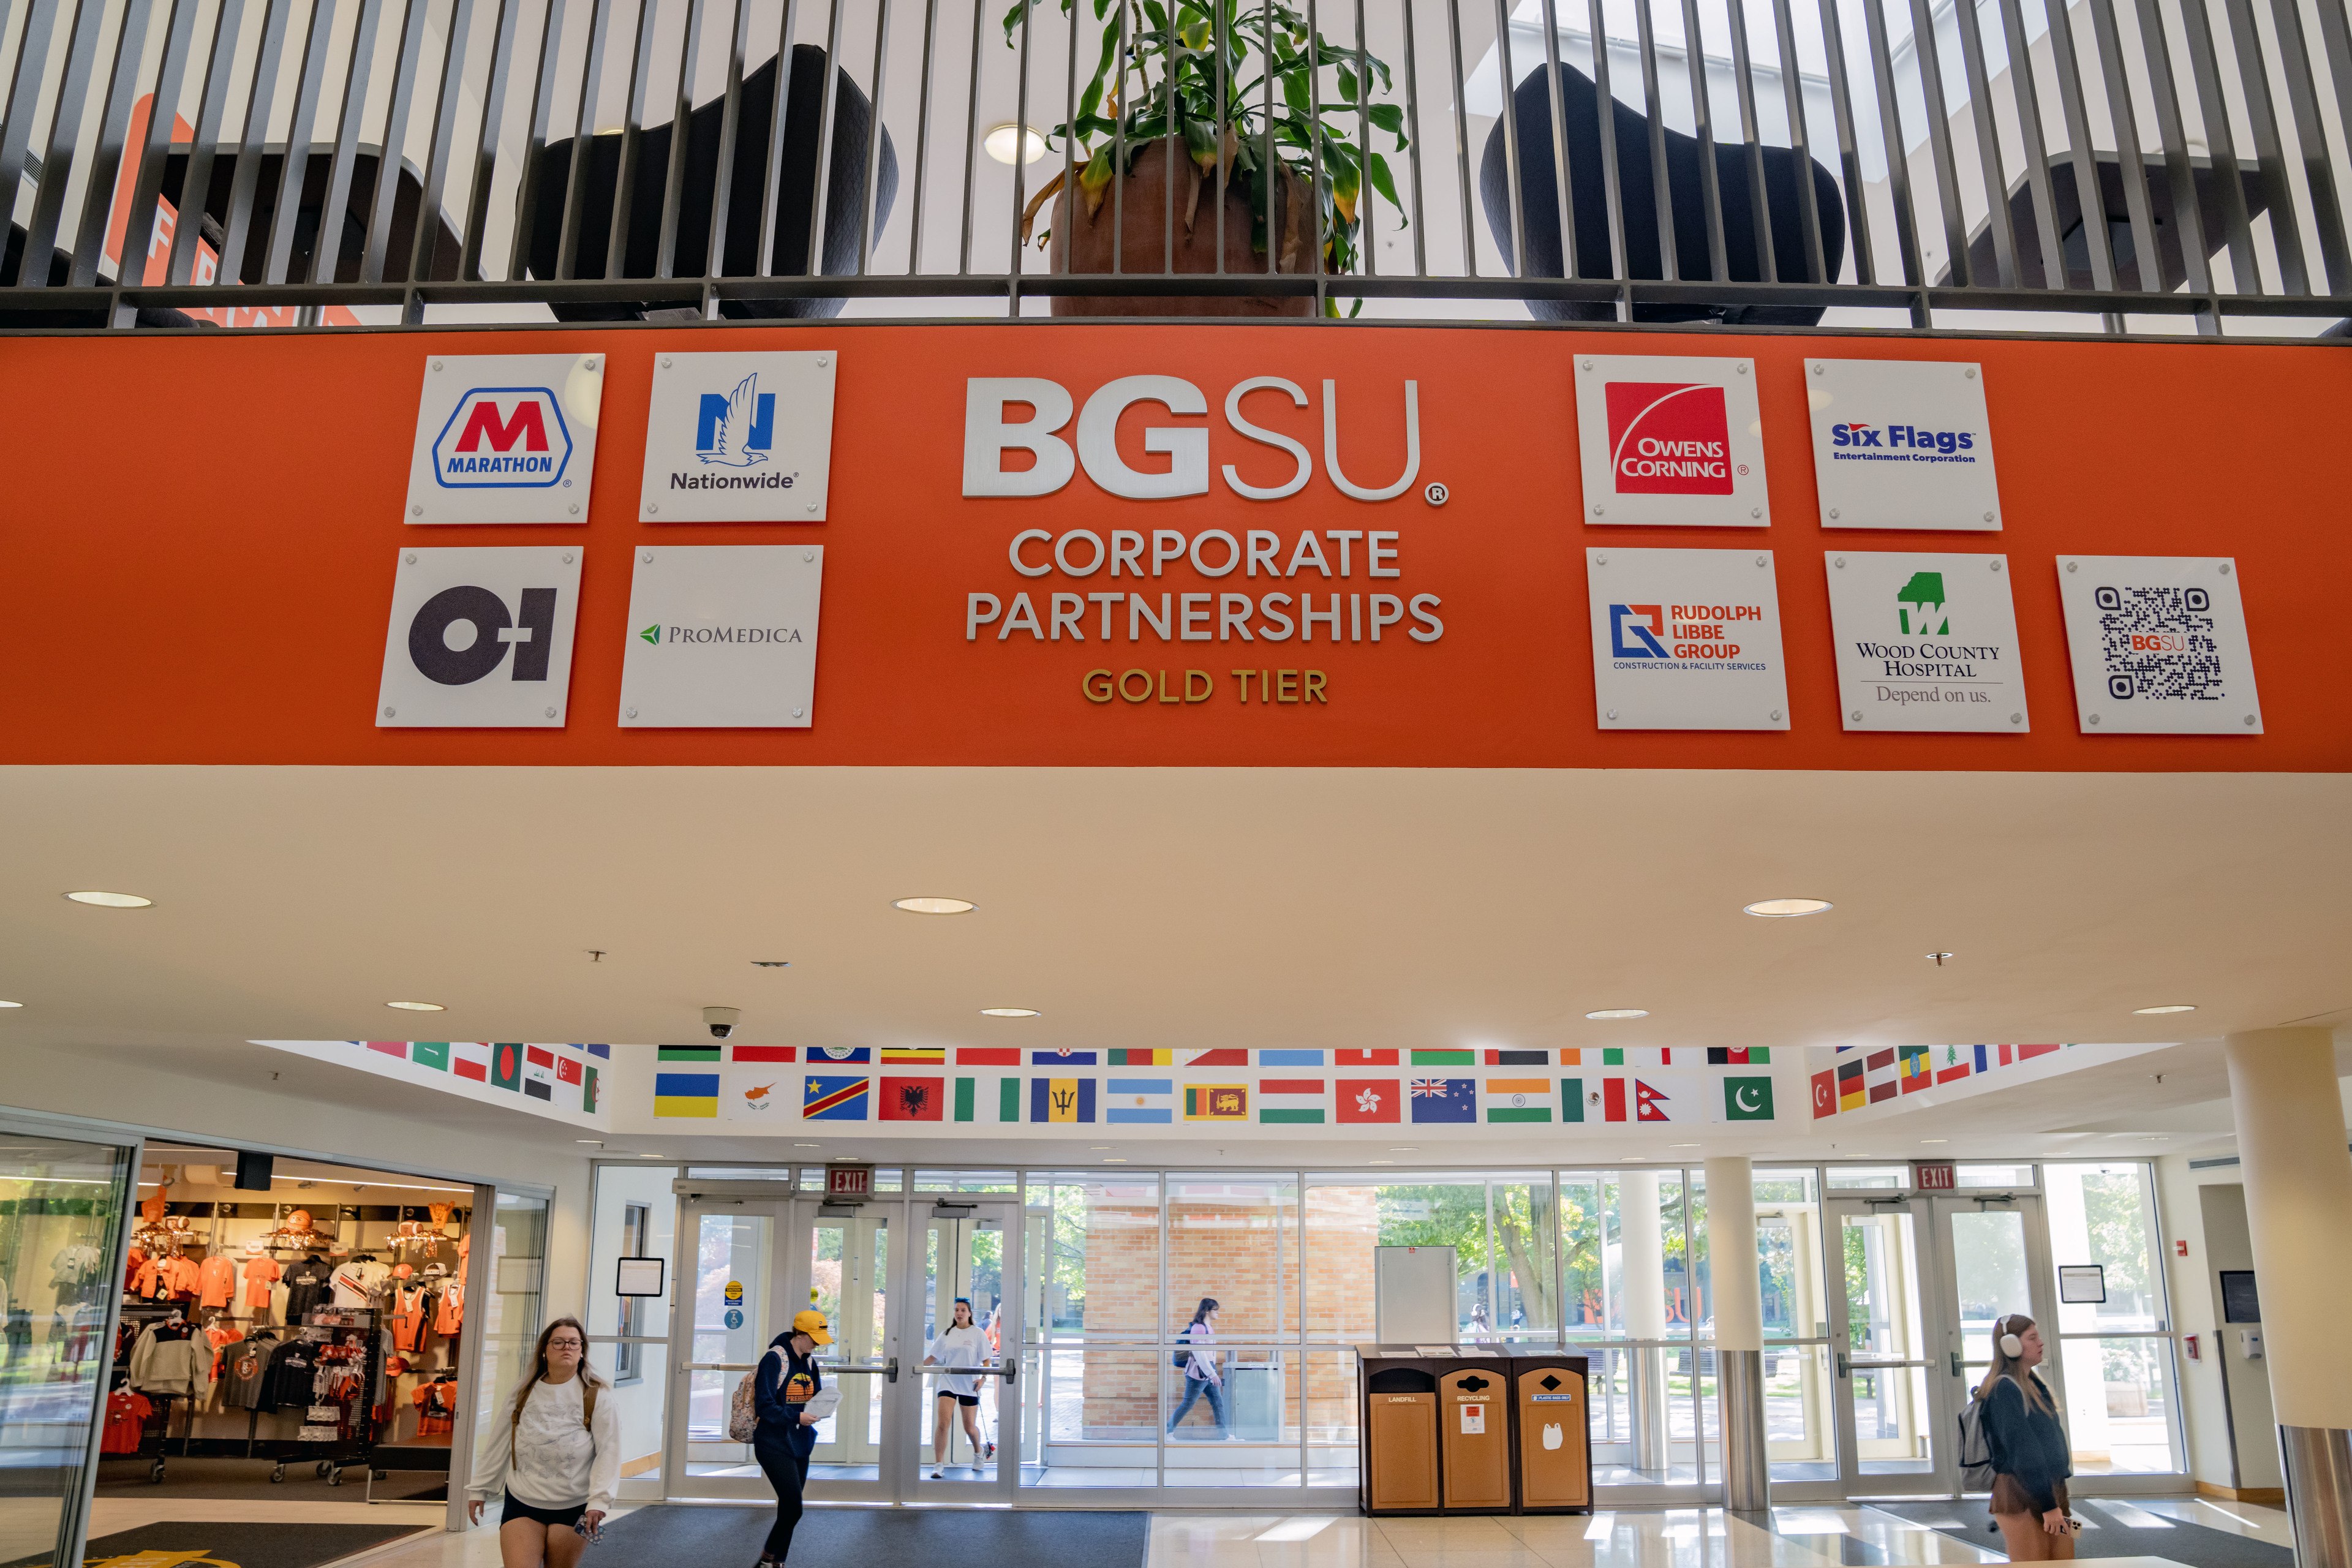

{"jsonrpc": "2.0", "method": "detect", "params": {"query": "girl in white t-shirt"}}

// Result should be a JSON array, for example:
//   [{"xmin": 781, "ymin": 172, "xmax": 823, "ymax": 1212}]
[{"xmin": 922, "ymin": 1298, "xmax": 995, "ymax": 1477}]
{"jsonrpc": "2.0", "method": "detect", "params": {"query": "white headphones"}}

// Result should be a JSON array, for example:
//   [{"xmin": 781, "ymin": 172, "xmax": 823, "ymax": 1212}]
[{"xmin": 1997, "ymin": 1316, "xmax": 2025, "ymax": 1359}]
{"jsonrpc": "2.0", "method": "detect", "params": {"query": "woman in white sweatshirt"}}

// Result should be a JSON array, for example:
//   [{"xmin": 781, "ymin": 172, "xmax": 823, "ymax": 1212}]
[{"xmin": 467, "ymin": 1318, "xmax": 619, "ymax": 1568}]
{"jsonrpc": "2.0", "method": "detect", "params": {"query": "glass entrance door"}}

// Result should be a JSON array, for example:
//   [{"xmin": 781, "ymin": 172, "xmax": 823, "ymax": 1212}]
[
  {"xmin": 902, "ymin": 1199, "xmax": 1018, "ymax": 1501},
  {"xmin": 666, "ymin": 1197, "xmax": 790, "ymax": 1499},
  {"xmin": 1826, "ymin": 1193, "xmax": 2054, "ymax": 1498}
]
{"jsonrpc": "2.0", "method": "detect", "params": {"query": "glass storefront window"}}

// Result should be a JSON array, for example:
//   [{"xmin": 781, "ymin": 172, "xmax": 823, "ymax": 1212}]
[
  {"xmin": 1826, "ymin": 1166, "xmax": 1911, "ymax": 1189},
  {"xmin": 0, "ymin": 1129, "xmax": 134, "ymax": 1568},
  {"xmin": 2043, "ymin": 1162, "xmax": 2179, "ymax": 1474},
  {"xmin": 470, "ymin": 1191, "xmax": 549, "ymax": 1490},
  {"xmin": 1017, "ymin": 1175, "xmax": 1160, "ymax": 1488},
  {"xmin": 586, "ymin": 1165, "xmax": 676, "ymax": 1498}
]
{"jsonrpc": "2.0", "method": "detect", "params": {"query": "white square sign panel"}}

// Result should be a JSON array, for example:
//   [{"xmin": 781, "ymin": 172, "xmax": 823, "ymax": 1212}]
[
  {"xmin": 2056, "ymin": 556, "xmax": 2262, "ymax": 734},
  {"xmin": 377, "ymin": 547, "xmax": 582, "ymax": 727},
  {"xmin": 404, "ymin": 354, "xmax": 605, "ymax": 524},
  {"xmin": 640, "ymin": 351, "xmax": 839, "ymax": 522},
  {"xmin": 619, "ymin": 545, "xmax": 826, "ymax": 727},
  {"xmin": 1824, "ymin": 551, "xmax": 2029, "ymax": 732},
  {"xmin": 1808, "ymin": 358, "xmax": 2001, "ymax": 530},
  {"xmin": 1575, "ymin": 355, "xmax": 1770, "ymax": 527},
  {"xmin": 1587, "ymin": 548, "xmax": 1790, "ymax": 730}
]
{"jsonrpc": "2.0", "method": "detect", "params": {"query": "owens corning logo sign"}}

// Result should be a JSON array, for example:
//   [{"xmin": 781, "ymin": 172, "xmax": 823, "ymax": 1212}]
[
  {"xmin": 1604, "ymin": 382, "xmax": 1732, "ymax": 495},
  {"xmin": 432, "ymin": 388, "xmax": 571, "ymax": 488}
]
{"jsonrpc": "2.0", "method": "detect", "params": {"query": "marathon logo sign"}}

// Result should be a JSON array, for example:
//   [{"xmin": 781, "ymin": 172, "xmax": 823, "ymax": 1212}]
[
  {"xmin": 405, "ymin": 354, "xmax": 605, "ymax": 524},
  {"xmin": 1575, "ymin": 355, "xmax": 1770, "ymax": 527}
]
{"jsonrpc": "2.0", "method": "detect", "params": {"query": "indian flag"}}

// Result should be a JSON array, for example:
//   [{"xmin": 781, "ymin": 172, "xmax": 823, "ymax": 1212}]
[
  {"xmin": 953, "ymin": 1077, "xmax": 1023, "ymax": 1123},
  {"xmin": 1257, "ymin": 1079, "xmax": 1327, "ymax": 1124},
  {"xmin": 1104, "ymin": 1079, "xmax": 1174, "ymax": 1123},
  {"xmin": 1485, "ymin": 1077, "xmax": 1553, "ymax": 1122}
]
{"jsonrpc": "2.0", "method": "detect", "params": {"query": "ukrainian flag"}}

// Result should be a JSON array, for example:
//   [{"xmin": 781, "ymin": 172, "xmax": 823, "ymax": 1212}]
[{"xmin": 654, "ymin": 1072, "xmax": 720, "ymax": 1118}]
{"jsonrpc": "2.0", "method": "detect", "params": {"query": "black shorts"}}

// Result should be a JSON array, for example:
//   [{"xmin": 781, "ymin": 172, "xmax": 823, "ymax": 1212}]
[
  {"xmin": 501, "ymin": 1493, "xmax": 587, "ymax": 1529},
  {"xmin": 937, "ymin": 1390, "xmax": 980, "ymax": 1407}
]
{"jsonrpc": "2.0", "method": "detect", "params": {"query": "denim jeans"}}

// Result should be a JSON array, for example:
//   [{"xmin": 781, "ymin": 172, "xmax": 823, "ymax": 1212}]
[{"xmin": 1167, "ymin": 1374, "xmax": 1229, "ymax": 1436}]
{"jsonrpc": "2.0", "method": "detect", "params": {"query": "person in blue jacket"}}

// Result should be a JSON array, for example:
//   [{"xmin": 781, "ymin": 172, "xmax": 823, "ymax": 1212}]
[
  {"xmin": 752, "ymin": 1309, "xmax": 831, "ymax": 1568},
  {"xmin": 1978, "ymin": 1313, "xmax": 2076, "ymax": 1561}
]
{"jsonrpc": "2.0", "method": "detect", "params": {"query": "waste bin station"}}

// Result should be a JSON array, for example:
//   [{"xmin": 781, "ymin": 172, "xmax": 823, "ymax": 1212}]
[{"xmin": 1355, "ymin": 1347, "xmax": 1592, "ymax": 1516}]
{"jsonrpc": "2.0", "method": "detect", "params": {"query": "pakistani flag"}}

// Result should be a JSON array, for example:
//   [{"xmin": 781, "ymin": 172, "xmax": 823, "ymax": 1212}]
[{"xmin": 1722, "ymin": 1076, "xmax": 1774, "ymax": 1120}]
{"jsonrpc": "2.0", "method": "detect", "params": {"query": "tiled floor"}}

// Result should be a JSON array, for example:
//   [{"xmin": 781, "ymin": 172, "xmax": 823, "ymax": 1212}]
[{"xmin": 64, "ymin": 1496, "xmax": 2294, "ymax": 1568}]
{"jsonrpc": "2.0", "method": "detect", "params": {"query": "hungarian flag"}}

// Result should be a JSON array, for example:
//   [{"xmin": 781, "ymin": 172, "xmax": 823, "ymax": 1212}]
[
  {"xmin": 1257, "ymin": 1079, "xmax": 1327, "ymax": 1124},
  {"xmin": 451, "ymin": 1042, "xmax": 491, "ymax": 1082},
  {"xmin": 1336, "ymin": 1079, "xmax": 1400, "ymax": 1123},
  {"xmin": 489, "ymin": 1043, "xmax": 526, "ymax": 1092},
  {"xmin": 880, "ymin": 1077, "xmax": 946, "ymax": 1121}
]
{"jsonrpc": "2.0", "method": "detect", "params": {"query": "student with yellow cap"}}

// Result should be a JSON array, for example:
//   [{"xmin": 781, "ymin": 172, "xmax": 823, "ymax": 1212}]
[{"xmin": 752, "ymin": 1308, "xmax": 832, "ymax": 1567}]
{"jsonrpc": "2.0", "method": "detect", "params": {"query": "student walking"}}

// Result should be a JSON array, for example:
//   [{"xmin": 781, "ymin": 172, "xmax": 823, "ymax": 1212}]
[
  {"xmin": 467, "ymin": 1319, "xmax": 619, "ymax": 1568},
  {"xmin": 1166, "ymin": 1298, "xmax": 1228, "ymax": 1439},
  {"xmin": 753, "ymin": 1310, "xmax": 832, "ymax": 1568},
  {"xmin": 924, "ymin": 1297, "xmax": 997, "ymax": 1477},
  {"xmin": 1979, "ymin": 1314, "xmax": 2076, "ymax": 1562}
]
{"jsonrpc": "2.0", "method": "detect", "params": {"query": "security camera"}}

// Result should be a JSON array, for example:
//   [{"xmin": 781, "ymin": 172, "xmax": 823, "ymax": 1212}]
[{"xmin": 703, "ymin": 1006, "xmax": 741, "ymax": 1039}]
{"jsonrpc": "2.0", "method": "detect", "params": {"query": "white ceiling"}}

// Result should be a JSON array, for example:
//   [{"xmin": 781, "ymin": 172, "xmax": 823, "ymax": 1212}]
[{"xmin": 3, "ymin": 761, "xmax": 2346, "ymax": 1167}]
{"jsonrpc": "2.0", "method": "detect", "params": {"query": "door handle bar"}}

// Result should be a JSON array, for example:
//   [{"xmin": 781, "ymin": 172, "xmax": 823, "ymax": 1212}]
[{"xmin": 914, "ymin": 1364, "xmax": 1018, "ymax": 1382}]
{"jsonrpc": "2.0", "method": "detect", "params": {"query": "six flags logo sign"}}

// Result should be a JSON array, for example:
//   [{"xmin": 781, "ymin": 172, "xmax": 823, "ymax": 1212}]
[
  {"xmin": 433, "ymin": 387, "xmax": 572, "ymax": 488},
  {"xmin": 1604, "ymin": 381, "xmax": 1735, "ymax": 495}
]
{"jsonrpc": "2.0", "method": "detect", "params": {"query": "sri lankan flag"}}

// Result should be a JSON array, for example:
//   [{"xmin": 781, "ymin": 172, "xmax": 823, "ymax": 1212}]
[{"xmin": 1184, "ymin": 1084, "xmax": 1248, "ymax": 1121}]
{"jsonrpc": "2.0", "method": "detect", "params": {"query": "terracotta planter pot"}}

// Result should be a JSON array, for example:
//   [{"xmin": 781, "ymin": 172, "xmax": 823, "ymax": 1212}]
[{"xmin": 1047, "ymin": 138, "xmax": 1317, "ymax": 317}]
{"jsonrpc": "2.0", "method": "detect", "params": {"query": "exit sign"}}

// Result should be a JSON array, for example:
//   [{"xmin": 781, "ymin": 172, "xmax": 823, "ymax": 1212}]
[
  {"xmin": 1915, "ymin": 1161, "xmax": 1958, "ymax": 1190},
  {"xmin": 826, "ymin": 1163, "xmax": 874, "ymax": 1198}
]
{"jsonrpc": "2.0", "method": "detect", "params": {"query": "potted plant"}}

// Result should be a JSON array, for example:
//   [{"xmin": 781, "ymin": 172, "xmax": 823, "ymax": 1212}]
[{"xmin": 1001, "ymin": 0, "xmax": 1409, "ymax": 315}]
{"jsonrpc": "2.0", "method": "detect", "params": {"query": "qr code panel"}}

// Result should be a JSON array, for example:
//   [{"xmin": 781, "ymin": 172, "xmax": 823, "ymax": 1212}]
[{"xmin": 2095, "ymin": 585, "xmax": 2225, "ymax": 702}]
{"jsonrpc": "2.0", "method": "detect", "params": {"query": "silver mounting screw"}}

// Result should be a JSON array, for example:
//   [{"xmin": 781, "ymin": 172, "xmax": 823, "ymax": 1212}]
[
  {"xmin": 647, "ymin": 503, "xmax": 658, "ymax": 515},
  {"xmin": 1834, "ymin": 556, "xmax": 1846, "ymax": 568},
  {"xmin": 1850, "ymin": 710, "xmax": 1862, "ymax": 722},
  {"xmin": 1750, "ymin": 507, "xmax": 1762, "ymax": 519},
  {"xmin": 1811, "ymin": 363, "xmax": 1824, "ymax": 375},
  {"xmin": 2244, "ymin": 714, "xmax": 2258, "ymax": 726},
  {"xmin": 2066, "ymin": 561, "xmax": 2078, "ymax": 573},
  {"xmin": 1594, "ymin": 553, "xmax": 1608, "ymax": 566},
  {"xmin": 1983, "ymin": 511, "xmax": 1995, "ymax": 522},
  {"xmin": 661, "ymin": 357, "xmax": 673, "ymax": 369},
  {"xmin": 544, "ymin": 707, "xmax": 557, "ymax": 719},
  {"xmin": 1580, "ymin": 359, "xmax": 1593, "ymax": 371},
  {"xmin": 803, "ymin": 550, "xmax": 815, "ymax": 562},
  {"xmin": 1605, "ymin": 709, "xmax": 1618, "ymax": 721},
  {"xmin": 816, "ymin": 356, "xmax": 829, "ymax": 368},
  {"xmin": 626, "ymin": 707, "xmax": 638, "ymax": 719},
  {"xmin": 807, "ymin": 502, "xmax": 819, "ymax": 513},
  {"xmin": 1593, "ymin": 504, "xmax": 1604, "ymax": 516},
  {"xmin": 1736, "ymin": 363, "xmax": 1749, "ymax": 375},
  {"xmin": 2011, "ymin": 714, "xmax": 2022, "ymax": 724},
  {"xmin": 2089, "ymin": 713, "xmax": 2101, "ymax": 725},
  {"xmin": 383, "ymin": 706, "xmax": 396, "ymax": 718},
  {"xmin": 1828, "ymin": 508, "xmax": 1841, "ymax": 520},
  {"xmin": 570, "ymin": 504, "xmax": 581, "ymax": 514},
  {"xmin": 641, "ymin": 551, "xmax": 654, "ymax": 563},
  {"xmin": 1769, "ymin": 709, "xmax": 1782, "ymax": 721},
  {"xmin": 792, "ymin": 707, "xmax": 805, "ymax": 718},
  {"xmin": 1965, "ymin": 367, "xmax": 1977, "ymax": 379},
  {"xmin": 410, "ymin": 504, "xmax": 423, "ymax": 516},
  {"xmin": 2220, "ymin": 562, "xmax": 2232, "ymax": 576},
  {"xmin": 561, "ymin": 552, "xmax": 575, "ymax": 565},
  {"xmin": 404, "ymin": 552, "xmax": 417, "ymax": 565},
  {"xmin": 1990, "ymin": 560, "xmax": 2002, "ymax": 572},
  {"xmin": 431, "ymin": 360, "xmax": 443, "ymax": 371},
  {"xmin": 1755, "ymin": 554, "xmax": 1768, "ymax": 567}
]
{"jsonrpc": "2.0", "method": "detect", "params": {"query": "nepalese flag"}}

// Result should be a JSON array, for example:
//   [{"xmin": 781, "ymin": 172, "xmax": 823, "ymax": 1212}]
[
  {"xmin": 450, "ymin": 1042, "xmax": 492, "ymax": 1082},
  {"xmin": 1484, "ymin": 1050, "xmax": 1550, "ymax": 1066},
  {"xmin": 1483, "ymin": 1078, "xmax": 1552, "ymax": 1122},
  {"xmin": 1335, "ymin": 1049, "xmax": 1400, "ymax": 1067},
  {"xmin": 881, "ymin": 1047, "xmax": 946, "ymax": 1066},
  {"xmin": 952, "ymin": 1077, "xmax": 1023, "ymax": 1123},
  {"xmin": 1600, "ymin": 1074, "xmax": 1678, "ymax": 1122},
  {"xmin": 1257, "ymin": 1079, "xmax": 1327, "ymax": 1124},
  {"xmin": 802, "ymin": 1075, "xmax": 870, "ymax": 1120},
  {"xmin": 1336, "ymin": 1079, "xmax": 1400, "ymax": 1123},
  {"xmin": 1408, "ymin": 1079, "xmax": 1476, "ymax": 1124},
  {"xmin": 1898, "ymin": 1044, "xmax": 1934, "ymax": 1093},
  {"xmin": 1032, "ymin": 1077, "xmax": 1097, "ymax": 1123},
  {"xmin": 1030, "ymin": 1050, "xmax": 1098, "ymax": 1066},
  {"xmin": 1183, "ymin": 1049, "xmax": 1250, "ymax": 1068},
  {"xmin": 808, "ymin": 1046, "xmax": 872, "ymax": 1066},
  {"xmin": 879, "ymin": 1076, "xmax": 946, "ymax": 1121},
  {"xmin": 1864, "ymin": 1047, "xmax": 1900, "ymax": 1103},
  {"xmin": 1812, "ymin": 1068, "xmax": 1840, "ymax": 1119},
  {"xmin": 1257, "ymin": 1050, "xmax": 1325, "ymax": 1068},
  {"xmin": 1109, "ymin": 1049, "xmax": 1170, "ymax": 1066},
  {"xmin": 1104, "ymin": 1079, "xmax": 1174, "ymax": 1123}
]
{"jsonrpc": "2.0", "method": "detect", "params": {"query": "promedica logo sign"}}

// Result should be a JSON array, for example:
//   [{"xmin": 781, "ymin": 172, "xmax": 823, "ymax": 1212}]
[
  {"xmin": 638, "ymin": 623, "xmax": 807, "ymax": 645},
  {"xmin": 959, "ymin": 374, "xmax": 1446, "ymax": 710},
  {"xmin": 432, "ymin": 388, "xmax": 571, "ymax": 487}
]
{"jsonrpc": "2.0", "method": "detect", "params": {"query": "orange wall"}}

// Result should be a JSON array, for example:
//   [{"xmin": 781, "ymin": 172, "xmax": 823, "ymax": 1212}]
[{"xmin": 2, "ymin": 322, "xmax": 2344, "ymax": 769}]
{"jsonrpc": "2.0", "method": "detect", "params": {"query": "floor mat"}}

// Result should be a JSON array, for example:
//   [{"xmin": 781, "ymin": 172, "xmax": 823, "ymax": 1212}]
[
  {"xmin": 595, "ymin": 1504, "xmax": 1150, "ymax": 1568},
  {"xmin": 1869, "ymin": 1499, "xmax": 2293, "ymax": 1567},
  {"xmin": 4, "ymin": 1520, "xmax": 428, "ymax": 1568},
  {"xmin": 95, "ymin": 1456, "xmax": 447, "ymax": 1501}
]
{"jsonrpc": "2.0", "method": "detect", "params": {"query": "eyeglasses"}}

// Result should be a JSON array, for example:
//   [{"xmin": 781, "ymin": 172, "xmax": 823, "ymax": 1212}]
[{"xmin": 548, "ymin": 1338, "xmax": 585, "ymax": 1350}]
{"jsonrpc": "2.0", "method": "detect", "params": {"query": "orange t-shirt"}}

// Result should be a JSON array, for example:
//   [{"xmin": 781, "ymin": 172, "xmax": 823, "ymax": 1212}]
[
  {"xmin": 242, "ymin": 1256, "xmax": 282, "ymax": 1308},
  {"xmin": 197, "ymin": 1254, "xmax": 238, "ymax": 1310}
]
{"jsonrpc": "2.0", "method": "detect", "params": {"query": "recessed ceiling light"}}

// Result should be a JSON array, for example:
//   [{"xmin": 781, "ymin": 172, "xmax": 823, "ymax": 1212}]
[
  {"xmin": 1101, "ymin": 1156, "xmax": 1126, "ymax": 1163},
  {"xmin": 1920, "ymin": 1138, "xmax": 1948, "ymax": 1144},
  {"xmin": 980, "ymin": 1007, "xmax": 1040, "ymax": 1018},
  {"xmin": 1090, "ymin": 1145, "xmax": 1114, "ymax": 1151},
  {"xmin": 0, "ymin": 1000, "xmax": 21, "ymax": 1009},
  {"xmin": 794, "ymin": 1142, "xmax": 821, "ymax": 1148},
  {"xmin": 1744, "ymin": 897, "xmax": 1833, "ymax": 918},
  {"xmin": 983, "ymin": 122, "xmax": 1048, "ymax": 164},
  {"xmin": 638, "ymin": 1152, "xmax": 663, "ymax": 1158},
  {"xmin": 66, "ymin": 890, "xmax": 152, "ymax": 908},
  {"xmin": 2133, "ymin": 1004, "xmax": 2196, "ymax": 1015},
  {"xmin": 1390, "ymin": 1146, "xmax": 1418, "ymax": 1152},
  {"xmin": 1586, "ymin": 1008, "xmax": 1649, "ymax": 1020},
  {"xmin": 1668, "ymin": 1142, "xmax": 1699, "ymax": 1148},
  {"xmin": 1624, "ymin": 1155, "xmax": 1649, "ymax": 1161},
  {"xmin": 894, "ymin": 897, "xmax": 976, "ymax": 915},
  {"xmin": 1925, "ymin": 951, "xmax": 1954, "ymax": 963},
  {"xmin": 386, "ymin": 1000, "xmax": 445, "ymax": 1012},
  {"xmin": 1366, "ymin": 1159, "xmax": 1395, "ymax": 1165}
]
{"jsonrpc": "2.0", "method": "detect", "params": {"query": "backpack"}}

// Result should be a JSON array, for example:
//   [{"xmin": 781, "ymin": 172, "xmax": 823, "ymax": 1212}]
[
  {"xmin": 1170, "ymin": 1323, "xmax": 1193, "ymax": 1370},
  {"xmin": 1957, "ymin": 1376, "xmax": 2011, "ymax": 1490},
  {"xmin": 728, "ymin": 1351, "xmax": 771, "ymax": 1442}
]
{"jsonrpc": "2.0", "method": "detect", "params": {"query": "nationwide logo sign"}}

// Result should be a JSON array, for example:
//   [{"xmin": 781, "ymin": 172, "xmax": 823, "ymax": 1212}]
[
  {"xmin": 641, "ymin": 351, "xmax": 838, "ymax": 522},
  {"xmin": 1807, "ymin": 358, "xmax": 2002, "ymax": 531},
  {"xmin": 377, "ymin": 548, "xmax": 582, "ymax": 728},
  {"xmin": 404, "ymin": 354, "xmax": 604, "ymax": 524},
  {"xmin": 1575, "ymin": 355, "xmax": 1769, "ymax": 527}
]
